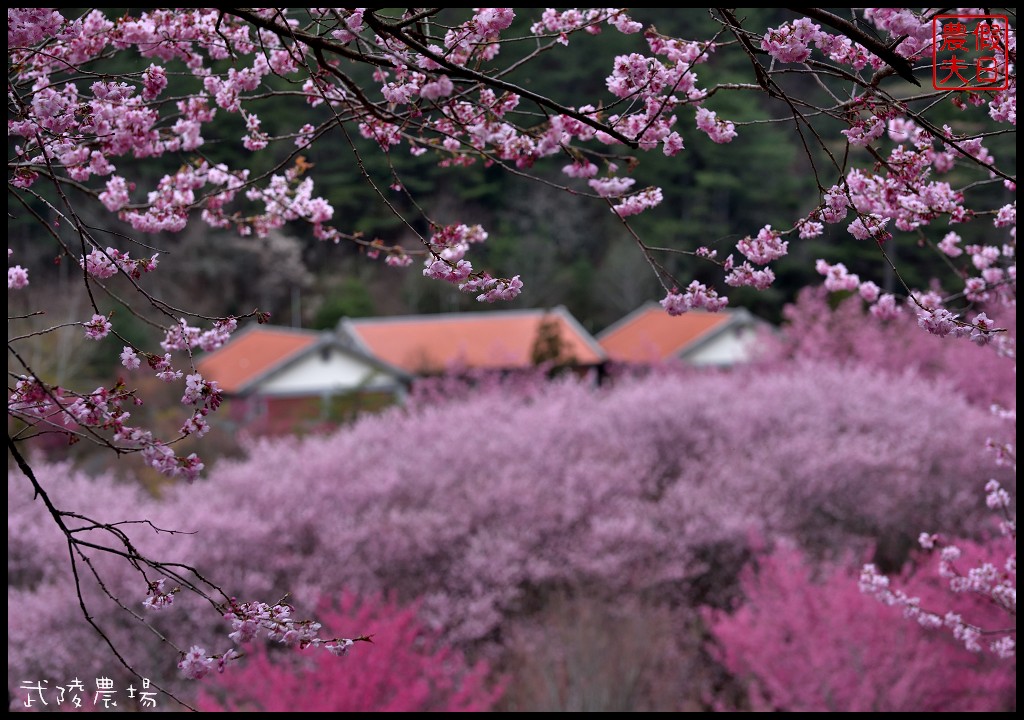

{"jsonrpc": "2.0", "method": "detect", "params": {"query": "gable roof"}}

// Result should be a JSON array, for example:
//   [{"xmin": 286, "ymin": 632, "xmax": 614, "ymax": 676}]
[
  {"xmin": 339, "ymin": 306, "xmax": 606, "ymax": 374},
  {"xmin": 597, "ymin": 302, "xmax": 760, "ymax": 364},
  {"xmin": 196, "ymin": 325, "xmax": 408, "ymax": 394}
]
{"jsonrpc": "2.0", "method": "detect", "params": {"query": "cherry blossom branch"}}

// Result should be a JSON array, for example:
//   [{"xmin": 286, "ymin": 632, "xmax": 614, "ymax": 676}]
[
  {"xmin": 8, "ymin": 433, "xmax": 370, "ymax": 692},
  {"xmin": 787, "ymin": 7, "xmax": 919, "ymax": 85}
]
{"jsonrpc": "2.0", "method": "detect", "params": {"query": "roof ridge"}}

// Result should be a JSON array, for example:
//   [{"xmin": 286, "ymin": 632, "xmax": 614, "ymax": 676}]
[{"xmin": 344, "ymin": 306, "xmax": 565, "ymax": 324}]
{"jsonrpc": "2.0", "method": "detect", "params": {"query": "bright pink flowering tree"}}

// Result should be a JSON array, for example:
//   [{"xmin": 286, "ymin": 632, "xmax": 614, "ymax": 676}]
[
  {"xmin": 197, "ymin": 592, "xmax": 505, "ymax": 712},
  {"xmin": 706, "ymin": 542, "xmax": 1015, "ymax": 711},
  {"xmin": 6, "ymin": 6, "xmax": 1016, "ymax": 687},
  {"xmin": 704, "ymin": 544, "xmax": 1015, "ymax": 712}
]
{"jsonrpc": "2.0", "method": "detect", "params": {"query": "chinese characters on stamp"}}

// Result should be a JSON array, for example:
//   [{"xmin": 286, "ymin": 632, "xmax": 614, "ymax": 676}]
[{"xmin": 932, "ymin": 14, "xmax": 1011, "ymax": 91}]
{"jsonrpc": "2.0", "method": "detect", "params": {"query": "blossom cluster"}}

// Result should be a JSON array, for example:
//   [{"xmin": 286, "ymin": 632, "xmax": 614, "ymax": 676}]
[
  {"xmin": 9, "ymin": 310, "xmax": 235, "ymax": 481},
  {"xmin": 173, "ymin": 599, "xmax": 364, "ymax": 680},
  {"xmin": 660, "ymin": 280, "xmax": 728, "ymax": 314}
]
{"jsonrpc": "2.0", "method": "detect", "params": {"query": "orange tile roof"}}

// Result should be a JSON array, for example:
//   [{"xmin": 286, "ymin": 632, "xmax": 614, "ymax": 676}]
[
  {"xmin": 196, "ymin": 327, "xmax": 319, "ymax": 393},
  {"xmin": 598, "ymin": 304, "xmax": 734, "ymax": 363},
  {"xmin": 344, "ymin": 307, "xmax": 605, "ymax": 374}
]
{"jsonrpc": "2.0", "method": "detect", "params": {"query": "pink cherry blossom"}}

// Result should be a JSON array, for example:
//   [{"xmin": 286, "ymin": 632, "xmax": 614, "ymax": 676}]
[
  {"xmin": 8, "ymin": 265, "xmax": 29, "ymax": 289},
  {"xmin": 178, "ymin": 646, "xmax": 215, "ymax": 680},
  {"xmin": 120, "ymin": 347, "xmax": 141, "ymax": 370},
  {"xmin": 695, "ymin": 107, "xmax": 737, "ymax": 144},
  {"xmin": 83, "ymin": 314, "xmax": 112, "ymax": 341},
  {"xmin": 736, "ymin": 225, "xmax": 788, "ymax": 265},
  {"xmin": 612, "ymin": 187, "xmax": 663, "ymax": 217}
]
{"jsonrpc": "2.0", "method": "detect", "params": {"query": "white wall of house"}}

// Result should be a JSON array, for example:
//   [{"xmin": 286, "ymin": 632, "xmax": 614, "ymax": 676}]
[
  {"xmin": 682, "ymin": 325, "xmax": 759, "ymax": 366},
  {"xmin": 257, "ymin": 347, "xmax": 397, "ymax": 395}
]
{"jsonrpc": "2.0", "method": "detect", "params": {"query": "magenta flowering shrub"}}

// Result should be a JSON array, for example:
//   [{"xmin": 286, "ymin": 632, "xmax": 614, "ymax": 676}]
[
  {"xmin": 705, "ymin": 542, "xmax": 1016, "ymax": 712},
  {"xmin": 197, "ymin": 592, "xmax": 504, "ymax": 712}
]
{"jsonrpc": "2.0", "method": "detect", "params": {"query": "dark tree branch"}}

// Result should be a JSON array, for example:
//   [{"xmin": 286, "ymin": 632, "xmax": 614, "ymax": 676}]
[{"xmin": 786, "ymin": 7, "xmax": 921, "ymax": 86}]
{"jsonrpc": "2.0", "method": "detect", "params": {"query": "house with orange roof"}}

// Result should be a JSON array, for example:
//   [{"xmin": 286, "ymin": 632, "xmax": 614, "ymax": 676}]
[
  {"xmin": 597, "ymin": 302, "xmax": 768, "ymax": 367},
  {"xmin": 337, "ymin": 305, "xmax": 607, "ymax": 375},
  {"xmin": 196, "ymin": 325, "xmax": 410, "ymax": 434}
]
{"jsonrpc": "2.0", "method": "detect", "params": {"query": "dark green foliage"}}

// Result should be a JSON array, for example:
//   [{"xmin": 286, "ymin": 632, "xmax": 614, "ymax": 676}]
[{"xmin": 313, "ymin": 277, "xmax": 377, "ymax": 328}]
